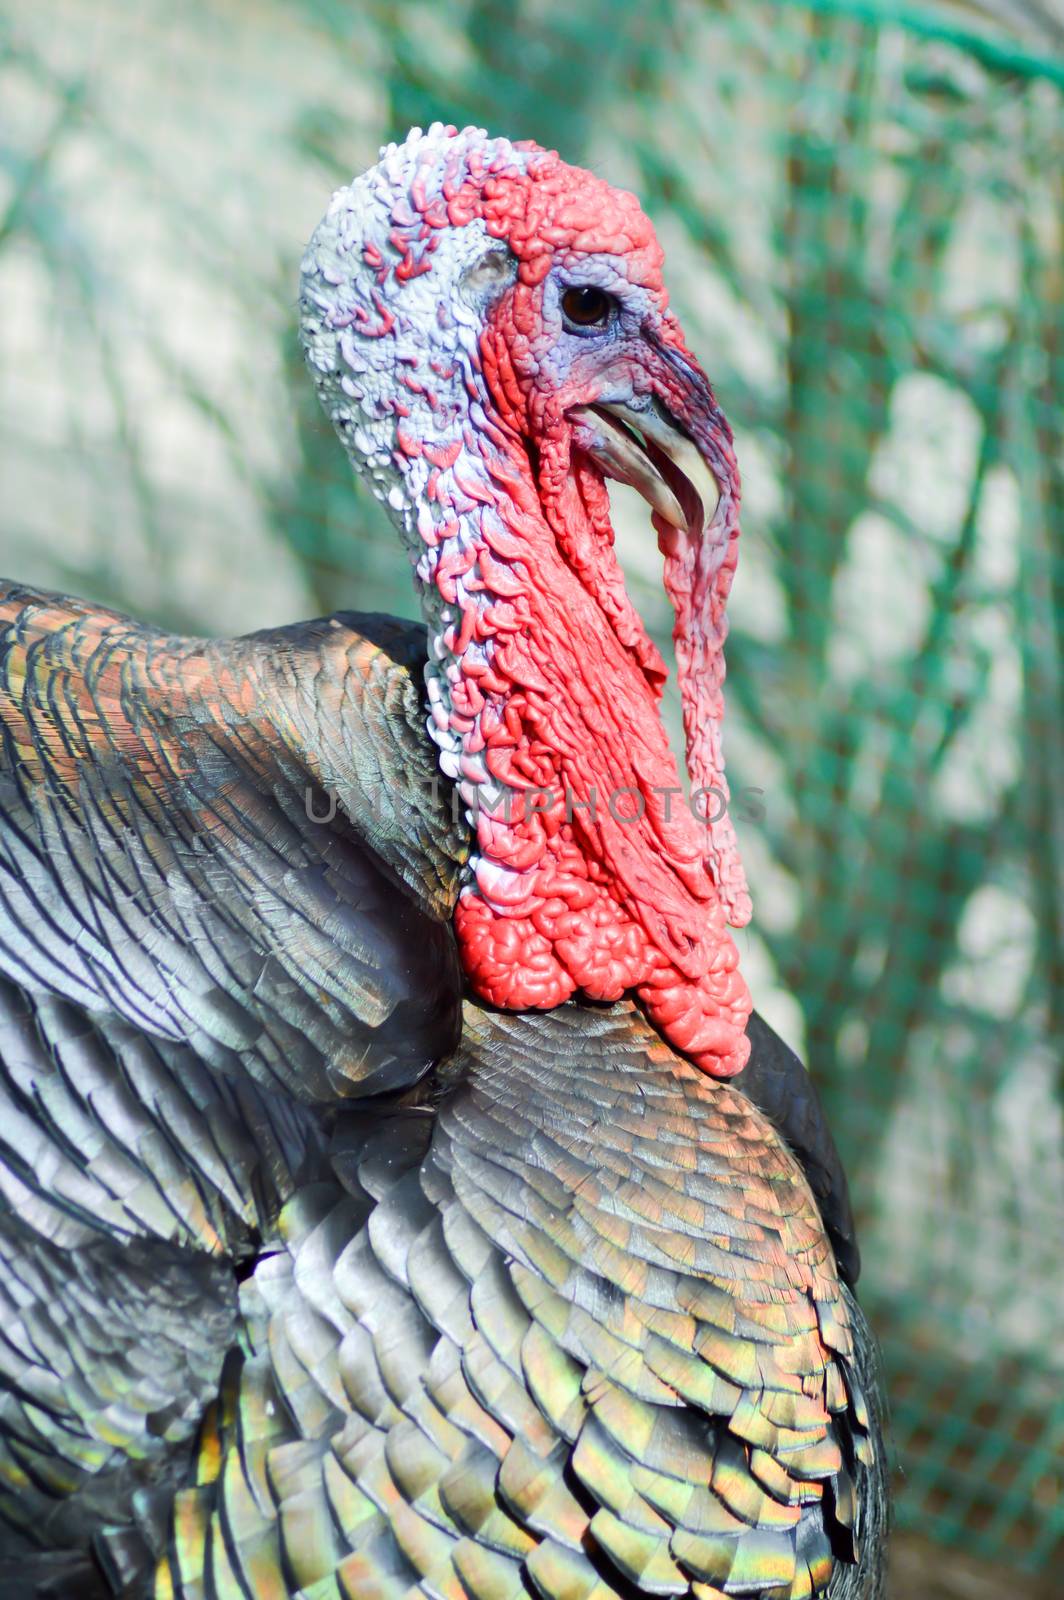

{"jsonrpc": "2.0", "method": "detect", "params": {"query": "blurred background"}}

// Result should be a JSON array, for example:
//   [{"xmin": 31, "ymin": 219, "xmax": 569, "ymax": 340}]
[{"xmin": 1, "ymin": 0, "xmax": 1061, "ymax": 1593}]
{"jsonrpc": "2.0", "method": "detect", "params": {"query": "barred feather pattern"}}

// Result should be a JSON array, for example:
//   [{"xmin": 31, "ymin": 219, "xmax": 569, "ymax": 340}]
[{"xmin": 0, "ymin": 587, "xmax": 466, "ymax": 1104}]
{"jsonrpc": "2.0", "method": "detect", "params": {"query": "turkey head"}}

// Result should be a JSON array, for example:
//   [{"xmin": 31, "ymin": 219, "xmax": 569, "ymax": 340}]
[{"xmin": 301, "ymin": 124, "xmax": 753, "ymax": 1076}]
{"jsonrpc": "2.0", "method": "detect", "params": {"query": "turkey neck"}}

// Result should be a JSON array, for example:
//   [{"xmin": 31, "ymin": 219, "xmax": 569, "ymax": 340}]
[
  {"xmin": 299, "ymin": 133, "xmax": 752, "ymax": 1076},
  {"xmin": 378, "ymin": 363, "xmax": 748, "ymax": 1073}
]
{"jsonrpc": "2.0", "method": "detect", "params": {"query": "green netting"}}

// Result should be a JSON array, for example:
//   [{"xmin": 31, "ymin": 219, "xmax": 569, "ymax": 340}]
[{"xmin": 1, "ymin": 0, "xmax": 1061, "ymax": 1587}]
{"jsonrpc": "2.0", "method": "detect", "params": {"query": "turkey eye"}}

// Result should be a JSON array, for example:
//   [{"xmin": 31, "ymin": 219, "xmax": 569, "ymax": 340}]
[{"xmin": 561, "ymin": 286, "xmax": 614, "ymax": 330}]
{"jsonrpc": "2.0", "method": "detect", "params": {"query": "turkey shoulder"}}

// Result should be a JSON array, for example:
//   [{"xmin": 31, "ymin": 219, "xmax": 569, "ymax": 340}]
[{"xmin": 0, "ymin": 584, "xmax": 466, "ymax": 1103}]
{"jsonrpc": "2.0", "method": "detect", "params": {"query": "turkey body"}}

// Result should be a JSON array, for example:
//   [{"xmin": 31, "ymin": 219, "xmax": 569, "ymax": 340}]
[{"xmin": 0, "ymin": 586, "xmax": 886, "ymax": 1599}]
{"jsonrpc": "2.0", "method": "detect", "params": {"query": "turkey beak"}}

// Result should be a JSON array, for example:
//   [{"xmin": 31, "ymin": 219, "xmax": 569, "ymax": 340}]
[{"xmin": 568, "ymin": 398, "xmax": 721, "ymax": 541}]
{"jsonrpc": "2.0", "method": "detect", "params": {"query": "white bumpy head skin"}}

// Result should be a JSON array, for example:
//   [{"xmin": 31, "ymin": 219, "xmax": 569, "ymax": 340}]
[{"xmin": 300, "ymin": 126, "xmax": 529, "ymax": 811}]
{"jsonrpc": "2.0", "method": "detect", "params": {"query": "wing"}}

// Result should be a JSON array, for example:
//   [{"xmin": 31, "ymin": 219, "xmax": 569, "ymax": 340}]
[
  {"xmin": 0, "ymin": 585, "xmax": 469, "ymax": 1585},
  {"xmin": 0, "ymin": 584, "xmax": 466, "ymax": 1103},
  {"xmin": 158, "ymin": 999, "xmax": 886, "ymax": 1600}
]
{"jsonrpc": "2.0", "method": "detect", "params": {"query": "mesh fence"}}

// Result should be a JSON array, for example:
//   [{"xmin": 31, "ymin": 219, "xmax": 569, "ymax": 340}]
[{"xmin": 1, "ymin": 0, "xmax": 1061, "ymax": 1587}]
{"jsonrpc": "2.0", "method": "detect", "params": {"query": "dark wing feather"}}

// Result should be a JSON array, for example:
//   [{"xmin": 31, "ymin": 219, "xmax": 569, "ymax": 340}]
[
  {"xmin": 0, "ymin": 586, "xmax": 469, "ymax": 1585},
  {"xmin": 0, "ymin": 973, "xmax": 318, "ymax": 1257},
  {"xmin": 0, "ymin": 1213, "xmax": 237, "ymax": 1576},
  {"xmin": 0, "ymin": 584, "xmax": 466, "ymax": 1103}
]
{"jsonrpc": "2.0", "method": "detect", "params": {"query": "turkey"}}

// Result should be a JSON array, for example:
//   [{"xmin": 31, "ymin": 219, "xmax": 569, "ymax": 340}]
[{"xmin": 0, "ymin": 124, "xmax": 887, "ymax": 1599}]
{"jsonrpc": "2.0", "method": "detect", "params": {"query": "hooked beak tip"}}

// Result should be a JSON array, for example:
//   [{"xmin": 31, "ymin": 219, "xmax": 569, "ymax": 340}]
[{"xmin": 568, "ymin": 399, "xmax": 721, "ymax": 537}]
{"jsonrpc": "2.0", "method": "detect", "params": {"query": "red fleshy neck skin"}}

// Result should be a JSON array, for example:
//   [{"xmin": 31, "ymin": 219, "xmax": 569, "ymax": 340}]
[{"xmin": 301, "ymin": 128, "xmax": 752, "ymax": 1076}]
